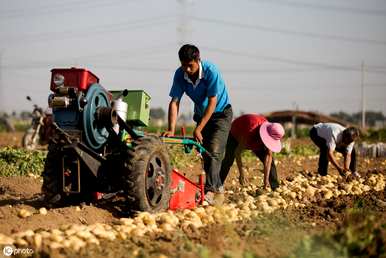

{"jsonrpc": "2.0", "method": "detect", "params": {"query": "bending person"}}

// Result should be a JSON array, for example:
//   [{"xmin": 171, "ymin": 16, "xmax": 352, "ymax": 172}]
[
  {"xmin": 309, "ymin": 122, "xmax": 359, "ymax": 177},
  {"xmin": 220, "ymin": 114, "xmax": 285, "ymax": 191}
]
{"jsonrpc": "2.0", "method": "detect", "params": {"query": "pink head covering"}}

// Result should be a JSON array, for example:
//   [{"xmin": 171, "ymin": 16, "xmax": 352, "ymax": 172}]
[{"xmin": 259, "ymin": 122, "xmax": 285, "ymax": 152}]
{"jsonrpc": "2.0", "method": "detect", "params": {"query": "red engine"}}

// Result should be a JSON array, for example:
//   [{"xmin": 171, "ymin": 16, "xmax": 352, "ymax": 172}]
[{"xmin": 50, "ymin": 67, "xmax": 99, "ymax": 92}]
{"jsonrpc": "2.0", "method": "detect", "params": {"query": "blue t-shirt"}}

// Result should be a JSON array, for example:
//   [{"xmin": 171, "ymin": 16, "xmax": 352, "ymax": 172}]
[{"xmin": 169, "ymin": 60, "xmax": 230, "ymax": 118}]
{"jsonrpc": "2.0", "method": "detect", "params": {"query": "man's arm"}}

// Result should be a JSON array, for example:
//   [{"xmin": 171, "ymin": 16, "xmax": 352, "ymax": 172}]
[
  {"xmin": 162, "ymin": 99, "xmax": 179, "ymax": 136},
  {"xmin": 343, "ymin": 152, "xmax": 351, "ymax": 171},
  {"xmin": 327, "ymin": 149, "xmax": 345, "ymax": 174},
  {"xmin": 343, "ymin": 142, "xmax": 354, "ymax": 171},
  {"xmin": 193, "ymin": 96, "xmax": 217, "ymax": 143},
  {"xmin": 263, "ymin": 149, "xmax": 273, "ymax": 189}
]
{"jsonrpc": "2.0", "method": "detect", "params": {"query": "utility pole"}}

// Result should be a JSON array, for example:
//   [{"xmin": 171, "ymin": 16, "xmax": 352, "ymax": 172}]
[
  {"xmin": 291, "ymin": 102, "xmax": 298, "ymax": 139},
  {"xmin": 361, "ymin": 61, "xmax": 366, "ymax": 129}
]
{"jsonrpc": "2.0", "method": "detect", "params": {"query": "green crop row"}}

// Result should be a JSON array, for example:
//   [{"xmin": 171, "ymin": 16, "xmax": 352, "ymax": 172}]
[
  {"xmin": 0, "ymin": 147, "xmax": 46, "ymax": 177},
  {"xmin": 0, "ymin": 142, "xmax": 319, "ymax": 178}
]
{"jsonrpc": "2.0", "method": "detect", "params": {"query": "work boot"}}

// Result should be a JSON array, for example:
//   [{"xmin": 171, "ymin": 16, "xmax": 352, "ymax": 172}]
[
  {"xmin": 213, "ymin": 192, "xmax": 224, "ymax": 206},
  {"xmin": 204, "ymin": 191, "xmax": 215, "ymax": 205},
  {"xmin": 204, "ymin": 191, "xmax": 224, "ymax": 206}
]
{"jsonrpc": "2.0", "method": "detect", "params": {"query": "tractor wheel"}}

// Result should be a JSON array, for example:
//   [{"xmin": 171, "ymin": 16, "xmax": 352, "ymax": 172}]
[
  {"xmin": 42, "ymin": 144, "xmax": 95, "ymax": 205},
  {"xmin": 122, "ymin": 135, "xmax": 171, "ymax": 212},
  {"xmin": 41, "ymin": 144, "xmax": 63, "ymax": 204}
]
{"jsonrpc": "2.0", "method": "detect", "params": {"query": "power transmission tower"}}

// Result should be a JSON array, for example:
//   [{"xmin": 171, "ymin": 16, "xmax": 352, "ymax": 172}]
[
  {"xmin": 177, "ymin": 0, "xmax": 194, "ymax": 46},
  {"xmin": 176, "ymin": 0, "xmax": 195, "ymax": 117}
]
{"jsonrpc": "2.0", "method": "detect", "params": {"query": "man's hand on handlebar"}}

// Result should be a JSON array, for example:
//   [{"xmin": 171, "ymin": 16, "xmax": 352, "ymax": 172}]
[{"xmin": 161, "ymin": 130, "xmax": 175, "ymax": 137}]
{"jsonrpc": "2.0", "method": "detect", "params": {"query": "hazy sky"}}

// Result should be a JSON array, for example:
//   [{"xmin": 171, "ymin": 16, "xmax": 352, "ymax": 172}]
[{"xmin": 0, "ymin": 0, "xmax": 385, "ymax": 117}]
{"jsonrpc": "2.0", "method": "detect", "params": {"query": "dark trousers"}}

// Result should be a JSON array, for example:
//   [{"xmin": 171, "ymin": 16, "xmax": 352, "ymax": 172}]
[
  {"xmin": 219, "ymin": 134, "xmax": 280, "ymax": 190},
  {"xmin": 200, "ymin": 106, "xmax": 233, "ymax": 193},
  {"xmin": 309, "ymin": 127, "xmax": 357, "ymax": 176}
]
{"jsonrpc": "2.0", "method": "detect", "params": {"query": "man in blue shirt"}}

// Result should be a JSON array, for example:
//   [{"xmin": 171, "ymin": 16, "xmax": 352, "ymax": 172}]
[{"xmin": 163, "ymin": 44, "xmax": 233, "ymax": 204}]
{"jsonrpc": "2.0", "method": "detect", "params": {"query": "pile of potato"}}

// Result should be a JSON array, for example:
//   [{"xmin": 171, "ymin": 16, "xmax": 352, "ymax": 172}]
[
  {"xmin": 276, "ymin": 173, "xmax": 383, "ymax": 202},
  {"xmin": 0, "ymin": 172, "xmax": 384, "ymax": 252}
]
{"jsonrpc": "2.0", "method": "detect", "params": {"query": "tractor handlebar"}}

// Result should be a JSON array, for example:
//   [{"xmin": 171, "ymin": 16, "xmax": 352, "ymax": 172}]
[{"xmin": 160, "ymin": 136, "xmax": 209, "ymax": 156}]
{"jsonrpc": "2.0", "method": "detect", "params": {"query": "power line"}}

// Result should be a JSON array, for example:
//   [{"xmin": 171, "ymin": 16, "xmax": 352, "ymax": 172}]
[
  {"xmin": 0, "ymin": 0, "xmax": 85, "ymax": 16},
  {"xmin": 1, "ymin": 43, "xmax": 177, "ymax": 70},
  {"xmin": 367, "ymin": 65, "xmax": 386, "ymax": 69},
  {"xmin": 1, "ymin": 64, "xmax": 173, "ymax": 72},
  {"xmin": 232, "ymin": 82, "xmax": 386, "ymax": 89},
  {"xmin": 55, "ymin": 42, "xmax": 177, "ymax": 63},
  {"xmin": 2, "ymin": 43, "xmax": 385, "ymax": 76},
  {"xmin": 191, "ymin": 16, "xmax": 386, "ymax": 46},
  {"xmin": 6, "ymin": 15, "xmax": 177, "ymax": 44},
  {"xmin": 366, "ymin": 83, "xmax": 386, "ymax": 87},
  {"xmin": 3, "ymin": 59, "xmax": 385, "ymax": 76},
  {"xmin": 77, "ymin": 66, "xmax": 364, "ymax": 74},
  {"xmin": 201, "ymin": 46, "xmax": 386, "ymax": 74},
  {"xmin": 365, "ymin": 65, "xmax": 386, "ymax": 74},
  {"xmin": 247, "ymin": 0, "xmax": 386, "ymax": 17},
  {"xmin": 202, "ymin": 46, "xmax": 358, "ymax": 71},
  {"xmin": 92, "ymin": 65, "xmax": 172, "ymax": 72},
  {"xmin": 0, "ymin": 63, "xmax": 363, "ymax": 74},
  {"xmin": 0, "ymin": 0, "xmax": 133, "ymax": 20},
  {"xmin": 222, "ymin": 68, "xmax": 322, "ymax": 73}
]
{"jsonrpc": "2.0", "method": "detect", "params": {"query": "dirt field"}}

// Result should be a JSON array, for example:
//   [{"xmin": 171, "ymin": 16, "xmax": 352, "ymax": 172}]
[
  {"xmin": 0, "ymin": 132, "xmax": 24, "ymax": 148},
  {"xmin": 0, "ymin": 132, "xmax": 385, "ymax": 258}
]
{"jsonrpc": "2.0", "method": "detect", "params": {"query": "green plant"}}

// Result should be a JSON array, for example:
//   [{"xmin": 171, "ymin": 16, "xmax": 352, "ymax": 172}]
[
  {"xmin": 0, "ymin": 147, "xmax": 46, "ymax": 176},
  {"xmin": 13, "ymin": 120, "xmax": 30, "ymax": 132},
  {"xmin": 277, "ymin": 144, "xmax": 318, "ymax": 158},
  {"xmin": 289, "ymin": 234, "xmax": 346, "ymax": 258},
  {"xmin": 290, "ymin": 210, "xmax": 386, "ymax": 258},
  {"xmin": 197, "ymin": 245, "xmax": 211, "ymax": 258},
  {"xmin": 285, "ymin": 128, "xmax": 311, "ymax": 138},
  {"xmin": 167, "ymin": 145, "xmax": 202, "ymax": 169},
  {"xmin": 242, "ymin": 251, "xmax": 259, "ymax": 258},
  {"xmin": 364, "ymin": 128, "xmax": 386, "ymax": 142}
]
